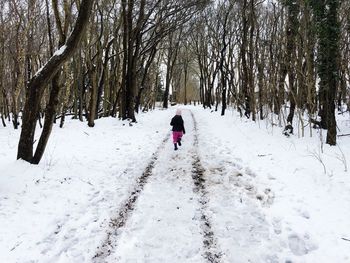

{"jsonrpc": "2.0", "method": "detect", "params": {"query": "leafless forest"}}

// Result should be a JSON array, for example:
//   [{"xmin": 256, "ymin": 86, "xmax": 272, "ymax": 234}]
[{"xmin": 0, "ymin": 0, "xmax": 349, "ymax": 163}]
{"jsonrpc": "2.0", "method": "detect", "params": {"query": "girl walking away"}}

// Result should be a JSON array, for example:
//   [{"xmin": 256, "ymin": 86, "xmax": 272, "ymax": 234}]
[{"xmin": 170, "ymin": 109, "xmax": 186, "ymax": 151}]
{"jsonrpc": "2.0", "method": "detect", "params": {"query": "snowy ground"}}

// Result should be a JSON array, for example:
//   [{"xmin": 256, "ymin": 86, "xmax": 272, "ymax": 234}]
[{"xmin": 0, "ymin": 106, "xmax": 349, "ymax": 262}]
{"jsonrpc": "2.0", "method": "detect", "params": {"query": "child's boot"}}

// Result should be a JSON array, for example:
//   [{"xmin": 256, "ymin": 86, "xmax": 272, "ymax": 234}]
[
  {"xmin": 174, "ymin": 143, "xmax": 178, "ymax": 150},
  {"xmin": 177, "ymin": 138, "xmax": 181, "ymax": 146}
]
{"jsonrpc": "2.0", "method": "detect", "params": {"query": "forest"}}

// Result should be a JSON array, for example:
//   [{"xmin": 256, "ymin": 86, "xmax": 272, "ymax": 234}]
[
  {"xmin": 0, "ymin": 0, "xmax": 349, "ymax": 164},
  {"xmin": 1, "ymin": 1, "xmax": 350, "ymax": 262}
]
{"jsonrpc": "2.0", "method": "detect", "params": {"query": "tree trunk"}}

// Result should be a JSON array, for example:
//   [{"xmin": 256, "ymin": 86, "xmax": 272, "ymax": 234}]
[
  {"xmin": 286, "ymin": 0, "xmax": 300, "ymax": 126},
  {"xmin": 88, "ymin": 66, "xmax": 98, "ymax": 127},
  {"xmin": 312, "ymin": 0, "xmax": 340, "ymax": 145},
  {"xmin": 17, "ymin": 0, "xmax": 95, "ymax": 163},
  {"xmin": 32, "ymin": 74, "xmax": 60, "ymax": 164}
]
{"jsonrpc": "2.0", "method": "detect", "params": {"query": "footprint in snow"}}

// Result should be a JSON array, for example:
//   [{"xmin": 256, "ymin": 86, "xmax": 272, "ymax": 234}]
[{"xmin": 288, "ymin": 233, "xmax": 318, "ymax": 256}]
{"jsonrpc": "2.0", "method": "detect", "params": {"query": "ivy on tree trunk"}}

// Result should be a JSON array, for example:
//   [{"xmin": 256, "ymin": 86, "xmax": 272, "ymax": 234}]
[{"xmin": 311, "ymin": 0, "xmax": 340, "ymax": 145}]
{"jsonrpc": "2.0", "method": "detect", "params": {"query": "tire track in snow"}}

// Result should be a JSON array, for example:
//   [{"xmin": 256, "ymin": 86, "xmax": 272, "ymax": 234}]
[
  {"xmin": 190, "ymin": 110, "xmax": 223, "ymax": 262},
  {"xmin": 94, "ymin": 110, "xmax": 222, "ymax": 262},
  {"xmin": 93, "ymin": 133, "xmax": 170, "ymax": 262}
]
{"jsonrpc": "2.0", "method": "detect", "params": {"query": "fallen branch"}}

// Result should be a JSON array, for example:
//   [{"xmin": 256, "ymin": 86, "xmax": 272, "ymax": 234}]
[
  {"xmin": 337, "ymin": 134, "xmax": 350, "ymax": 137},
  {"xmin": 10, "ymin": 241, "xmax": 23, "ymax": 251},
  {"xmin": 258, "ymin": 154, "xmax": 272, "ymax": 157},
  {"xmin": 341, "ymin": 237, "xmax": 350, "ymax": 242}
]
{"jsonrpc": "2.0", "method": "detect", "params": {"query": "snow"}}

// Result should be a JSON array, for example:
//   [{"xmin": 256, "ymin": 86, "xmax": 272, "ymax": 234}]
[
  {"xmin": 53, "ymin": 45, "xmax": 67, "ymax": 57},
  {"xmin": 194, "ymin": 108, "xmax": 350, "ymax": 262},
  {"xmin": 0, "ymin": 106, "xmax": 349, "ymax": 262},
  {"xmin": 32, "ymin": 45, "xmax": 67, "ymax": 79}
]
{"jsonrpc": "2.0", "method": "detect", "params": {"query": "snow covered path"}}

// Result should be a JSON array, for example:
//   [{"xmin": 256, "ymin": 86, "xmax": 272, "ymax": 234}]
[
  {"xmin": 94, "ymin": 110, "xmax": 223, "ymax": 262},
  {"xmin": 93, "ymin": 109, "xmax": 287, "ymax": 263}
]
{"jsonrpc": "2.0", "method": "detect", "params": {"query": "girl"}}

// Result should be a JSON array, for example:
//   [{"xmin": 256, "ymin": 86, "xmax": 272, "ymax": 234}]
[{"xmin": 170, "ymin": 109, "xmax": 186, "ymax": 150}]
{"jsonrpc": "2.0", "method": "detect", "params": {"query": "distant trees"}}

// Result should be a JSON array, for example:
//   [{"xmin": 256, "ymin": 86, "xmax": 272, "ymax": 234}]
[
  {"xmin": 0, "ymin": 0, "xmax": 348, "ymax": 163},
  {"xmin": 185, "ymin": 0, "xmax": 345, "ymax": 145},
  {"xmin": 9, "ymin": 0, "xmax": 208, "ymax": 164}
]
